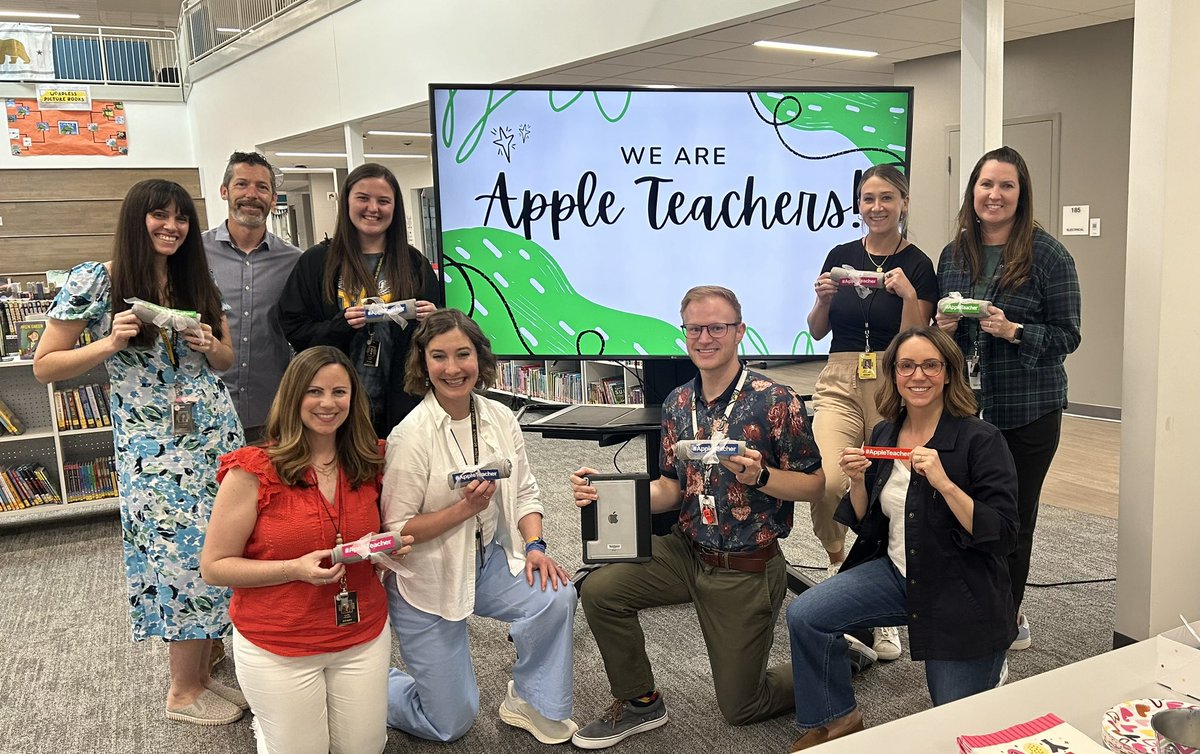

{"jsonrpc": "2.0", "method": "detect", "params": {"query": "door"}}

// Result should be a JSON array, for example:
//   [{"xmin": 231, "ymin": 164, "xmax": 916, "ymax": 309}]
[{"xmin": 948, "ymin": 116, "xmax": 1059, "ymax": 235}]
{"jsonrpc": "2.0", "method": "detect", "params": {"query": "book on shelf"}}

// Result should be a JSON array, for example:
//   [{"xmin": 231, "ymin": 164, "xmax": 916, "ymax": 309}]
[
  {"xmin": 0, "ymin": 396, "xmax": 25, "ymax": 435},
  {"xmin": 957, "ymin": 712, "xmax": 1109, "ymax": 753},
  {"xmin": 17, "ymin": 320, "xmax": 45, "ymax": 359},
  {"xmin": 64, "ymin": 455, "xmax": 118, "ymax": 503},
  {"xmin": 52, "ymin": 384, "xmax": 110, "ymax": 430},
  {"xmin": 0, "ymin": 463, "xmax": 61, "ymax": 511}
]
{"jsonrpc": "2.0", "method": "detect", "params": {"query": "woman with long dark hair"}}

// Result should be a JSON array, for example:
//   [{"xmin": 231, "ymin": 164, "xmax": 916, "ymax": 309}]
[
  {"xmin": 935, "ymin": 146, "xmax": 1082, "ymax": 652},
  {"xmin": 785, "ymin": 326, "xmax": 1018, "ymax": 750},
  {"xmin": 34, "ymin": 179, "xmax": 245, "ymax": 725},
  {"xmin": 280, "ymin": 162, "xmax": 441, "ymax": 438},
  {"xmin": 202, "ymin": 346, "xmax": 411, "ymax": 753}
]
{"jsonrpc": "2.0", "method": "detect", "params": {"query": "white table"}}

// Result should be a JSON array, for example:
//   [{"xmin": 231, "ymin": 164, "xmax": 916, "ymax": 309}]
[{"xmin": 815, "ymin": 640, "xmax": 1167, "ymax": 752}]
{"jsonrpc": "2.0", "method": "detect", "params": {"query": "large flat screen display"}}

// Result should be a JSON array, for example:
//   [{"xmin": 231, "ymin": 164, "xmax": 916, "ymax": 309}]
[{"xmin": 429, "ymin": 85, "xmax": 914, "ymax": 360}]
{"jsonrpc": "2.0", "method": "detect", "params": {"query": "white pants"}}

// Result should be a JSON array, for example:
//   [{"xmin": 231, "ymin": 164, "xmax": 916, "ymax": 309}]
[{"xmin": 233, "ymin": 625, "xmax": 391, "ymax": 754}]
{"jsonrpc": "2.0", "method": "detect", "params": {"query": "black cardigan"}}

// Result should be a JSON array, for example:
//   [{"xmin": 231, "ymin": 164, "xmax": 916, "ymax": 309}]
[
  {"xmin": 835, "ymin": 410, "xmax": 1019, "ymax": 661},
  {"xmin": 278, "ymin": 240, "xmax": 441, "ymax": 436}
]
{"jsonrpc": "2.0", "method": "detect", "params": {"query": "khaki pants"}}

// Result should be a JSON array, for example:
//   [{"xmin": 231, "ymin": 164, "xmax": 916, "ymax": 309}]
[
  {"xmin": 809, "ymin": 353, "xmax": 886, "ymax": 554},
  {"xmin": 579, "ymin": 527, "xmax": 791, "ymax": 725}
]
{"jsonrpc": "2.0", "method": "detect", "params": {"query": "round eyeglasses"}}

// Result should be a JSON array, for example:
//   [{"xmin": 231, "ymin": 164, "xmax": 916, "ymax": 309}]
[
  {"xmin": 681, "ymin": 322, "xmax": 740, "ymax": 339},
  {"xmin": 895, "ymin": 359, "xmax": 945, "ymax": 377}
]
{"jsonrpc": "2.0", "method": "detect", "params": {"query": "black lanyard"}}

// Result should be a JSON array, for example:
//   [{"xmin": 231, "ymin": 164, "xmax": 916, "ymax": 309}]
[{"xmin": 449, "ymin": 398, "xmax": 486, "ymax": 567}]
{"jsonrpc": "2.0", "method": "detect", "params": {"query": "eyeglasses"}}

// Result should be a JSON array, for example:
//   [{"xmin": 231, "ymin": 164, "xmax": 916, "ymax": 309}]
[
  {"xmin": 681, "ymin": 322, "xmax": 740, "ymax": 339},
  {"xmin": 895, "ymin": 359, "xmax": 945, "ymax": 377}
]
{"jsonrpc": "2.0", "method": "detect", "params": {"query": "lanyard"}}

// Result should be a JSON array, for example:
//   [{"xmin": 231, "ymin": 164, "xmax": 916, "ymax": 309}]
[
  {"xmin": 314, "ymin": 466, "xmax": 349, "ymax": 592},
  {"xmin": 970, "ymin": 257, "xmax": 1007, "ymax": 360},
  {"xmin": 690, "ymin": 367, "xmax": 749, "ymax": 441},
  {"xmin": 336, "ymin": 254, "xmax": 386, "ymax": 309},
  {"xmin": 449, "ymin": 398, "xmax": 487, "ymax": 567}
]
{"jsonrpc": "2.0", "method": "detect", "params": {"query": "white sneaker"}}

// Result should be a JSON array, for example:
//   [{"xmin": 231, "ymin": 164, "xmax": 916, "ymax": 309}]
[
  {"xmin": 1010, "ymin": 614, "xmax": 1032, "ymax": 651},
  {"xmin": 499, "ymin": 680, "xmax": 579, "ymax": 744},
  {"xmin": 872, "ymin": 626, "xmax": 902, "ymax": 661},
  {"xmin": 996, "ymin": 658, "xmax": 1010, "ymax": 688}
]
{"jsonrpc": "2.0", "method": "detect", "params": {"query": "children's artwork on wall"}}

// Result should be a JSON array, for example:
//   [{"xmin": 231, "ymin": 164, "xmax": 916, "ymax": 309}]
[{"xmin": 6, "ymin": 97, "xmax": 129, "ymax": 156}]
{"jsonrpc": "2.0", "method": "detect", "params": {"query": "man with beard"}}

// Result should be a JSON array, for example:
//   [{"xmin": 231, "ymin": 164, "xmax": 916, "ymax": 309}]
[
  {"xmin": 203, "ymin": 151, "xmax": 301, "ymax": 443},
  {"xmin": 568, "ymin": 286, "xmax": 824, "ymax": 749}
]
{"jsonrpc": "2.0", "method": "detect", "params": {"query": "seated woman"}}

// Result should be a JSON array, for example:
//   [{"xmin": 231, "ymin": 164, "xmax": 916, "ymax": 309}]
[
  {"xmin": 201, "ymin": 346, "xmax": 412, "ymax": 754},
  {"xmin": 785, "ymin": 326, "xmax": 1019, "ymax": 751},
  {"xmin": 381, "ymin": 309, "xmax": 578, "ymax": 744}
]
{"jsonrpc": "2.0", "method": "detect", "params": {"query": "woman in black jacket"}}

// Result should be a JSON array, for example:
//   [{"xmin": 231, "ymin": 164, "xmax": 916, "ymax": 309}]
[
  {"xmin": 280, "ymin": 163, "xmax": 441, "ymax": 437},
  {"xmin": 784, "ymin": 325, "xmax": 1018, "ymax": 752}
]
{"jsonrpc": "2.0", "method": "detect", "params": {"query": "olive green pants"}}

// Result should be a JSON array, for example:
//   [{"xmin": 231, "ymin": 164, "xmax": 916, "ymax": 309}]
[{"xmin": 579, "ymin": 527, "xmax": 792, "ymax": 725}]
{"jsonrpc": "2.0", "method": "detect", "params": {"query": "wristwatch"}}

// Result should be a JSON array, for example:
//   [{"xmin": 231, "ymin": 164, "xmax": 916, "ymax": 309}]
[
  {"xmin": 1011, "ymin": 323, "xmax": 1024, "ymax": 344},
  {"xmin": 751, "ymin": 467, "xmax": 771, "ymax": 490}
]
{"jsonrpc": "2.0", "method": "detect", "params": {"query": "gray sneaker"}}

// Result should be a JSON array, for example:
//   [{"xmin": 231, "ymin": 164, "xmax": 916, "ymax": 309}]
[{"xmin": 570, "ymin": 696, "xmax": 668, "ymax": 749}]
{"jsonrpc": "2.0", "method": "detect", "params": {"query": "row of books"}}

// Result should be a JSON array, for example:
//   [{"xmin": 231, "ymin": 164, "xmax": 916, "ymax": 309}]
[
  {"xmin": 64, "ymin": 456, "xmax": 119, "ymax": 503},
  {"xmin": 54, "ymin": 384, "xmax": 111, "ymax": 430},
  {"xmin": 548, "ymin": 371, "xmax": 584, "ymax": 403},
  {"xmin": 498, "ymin": 362, "xmax": 550, "ymax": 400},
  {"xmin": 0, "ymin": 396, "xmax": 25, "ymax": 435},
  {"xmin": 588, "ymin": 376, "xmax": 627, "ymax": 405},
  {"xmin": 0, "ymin": 463, "xmax": 61, "ymax": 511}
]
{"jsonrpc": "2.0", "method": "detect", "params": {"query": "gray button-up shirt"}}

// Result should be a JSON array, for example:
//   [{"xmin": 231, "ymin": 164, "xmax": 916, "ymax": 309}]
[{"xmin": 204, "ymin": 221, "xmax": 302, "ymax": 430}]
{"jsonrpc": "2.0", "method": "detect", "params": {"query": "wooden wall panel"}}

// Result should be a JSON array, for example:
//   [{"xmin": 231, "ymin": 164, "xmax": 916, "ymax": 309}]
[
  {"xmin": 0, "ymin": 236, "xmax": 113, "ymax": 273},
  {"xmin": 0, "ymin": 198, "xmax": 207, "ymax": 239},
  {"xmin": 0, "ymin": 168, "xmax": 203, "ymax": 202}
]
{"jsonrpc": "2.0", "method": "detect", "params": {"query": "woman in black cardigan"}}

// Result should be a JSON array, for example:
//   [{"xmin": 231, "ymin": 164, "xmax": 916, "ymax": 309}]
[
  {"xmin": 785, "ymin": 325, "xmax": 1018, "ymax": 751},
  {"xmin": 280, "ymin": 163, "xmax": 441, "ymax": 437}
]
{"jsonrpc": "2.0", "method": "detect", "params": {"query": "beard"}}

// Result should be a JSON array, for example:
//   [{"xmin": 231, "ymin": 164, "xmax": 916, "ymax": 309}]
[{"xmin": 231, "ymin": 201, "xmax": 268, "ymax": 228}]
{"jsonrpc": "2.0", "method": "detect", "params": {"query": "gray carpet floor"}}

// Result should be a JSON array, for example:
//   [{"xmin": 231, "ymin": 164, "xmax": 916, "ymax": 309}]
[{"xmin": 0, "ymin": 433, "xmax": 1117, "ymax": 754}]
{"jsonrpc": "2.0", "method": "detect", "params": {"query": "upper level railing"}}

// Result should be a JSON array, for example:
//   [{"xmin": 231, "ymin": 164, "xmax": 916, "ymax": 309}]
[
  {"xmin": 6, "ymin": 25, "xmax": 181, "ymax": 87},
  {"xmin": 180, "ymin": 0, "xmax": 309, "ymax": 64}
]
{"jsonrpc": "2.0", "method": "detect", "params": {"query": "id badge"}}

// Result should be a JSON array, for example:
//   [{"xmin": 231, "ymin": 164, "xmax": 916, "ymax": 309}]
[
  {"xmin": 334, "ymin": 590, "xmax": 360, "ymax": 626},
  {"xmin": 363, "ymin": 332, "xmax": 381, "ymax": 368},
  {"xmin": 967, "ymin": 355, "xmax": 982, "ymax": 390},
  {"xmin": 699, "ymin": 494, "xmax": 718, "ymax": 526},
  {"xmin": 857, "ymin": 352, "xmax": 877, "ymax": 380},
  {"xmin": 171, "ymin": 399, "xmax": 197, "ymax": 436}
]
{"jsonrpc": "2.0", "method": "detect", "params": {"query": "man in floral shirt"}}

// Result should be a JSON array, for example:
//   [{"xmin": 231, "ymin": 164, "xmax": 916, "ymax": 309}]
[{"xmin": 569, "ymin": 285, "xmax": 823, "ymax": 749}]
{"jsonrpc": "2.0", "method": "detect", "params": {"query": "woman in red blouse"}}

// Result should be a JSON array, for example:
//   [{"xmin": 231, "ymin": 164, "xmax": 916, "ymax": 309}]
[{"xmin": 201, "ymin": 346, "xmax": 412, "ymax": 753}]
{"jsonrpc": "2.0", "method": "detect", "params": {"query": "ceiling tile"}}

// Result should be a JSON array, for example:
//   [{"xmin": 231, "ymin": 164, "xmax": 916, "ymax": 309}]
[
  {"xmin": 758, "ymin": 5, "xmax": 874, "ymax": 30},
  {"xmin": 889, "ymin": 0, "xmax": 960, "ymax": 24},
  {"xmin": 821, "ymin": 13, "xmax": 961, "ymax": 44},
  {"xmin": 603, "ymin": 50, "xmax": 690, "ymax": 68},
  {"xmin": 663, "ymin": 57, "xmax": 800, "ymax": 78},
  {"xmin": 1002, "ymin": 3, "xmax": 1078, "ymax": 25},
  {"xmin": 820, "ymin": 55, "xmax": 901, "ymax": 73},
  {"xmin": 1092, "ymin": 4, "xmax": 1134, "ymax": 20},
  {"xmin": 823, "ymin": 0, "xmax": 938, "ymax": 12},
  {"xmin": 887, "ymin": 42, "xmax": 958, "ymax": 61},
  {"xmin": 775, "ymin": 29, "xmax": 918, "ymax": 54},
  {"xmin": 648, "ymin": 38, "xmax": 743, "ymax": 56},
  {"xmin": 1010, "ymin": 13, "xmax": 1113, "ymax": 36},
  {"xmin": 696, "ymin": 22, "xmax": 805, "ymax": 44},
  {"xmin": 613, "ymin": 68, "xmax": 749, "ymax": 86},
  {"xmin": 1008, "ymin": 0, "xmax": 1125, "ymax": 11},
  {"xmin": 561, "ymin": 62, "xmax": 646, "ymax": 78}
]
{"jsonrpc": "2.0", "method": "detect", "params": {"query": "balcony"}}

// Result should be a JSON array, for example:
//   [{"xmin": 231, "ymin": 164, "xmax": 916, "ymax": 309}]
[
  {"xmin": 8, "ymin": 25, "xmax": 182, "ymax": 88},
  {"xmin": 181, "ymin": 0, "xmax": 308, "ymax": 64}
]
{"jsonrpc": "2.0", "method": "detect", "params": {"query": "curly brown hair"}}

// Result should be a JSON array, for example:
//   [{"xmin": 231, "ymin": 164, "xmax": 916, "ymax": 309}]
[{"xmin": 403, "ymin": 309, "xmax": 499, "ymax": 396}]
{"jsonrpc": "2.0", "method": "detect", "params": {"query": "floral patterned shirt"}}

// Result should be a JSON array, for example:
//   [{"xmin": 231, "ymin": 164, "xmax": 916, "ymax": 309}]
[{"xmin": 660, "ymin": 367, "xmax": 821, "ymax": 552}]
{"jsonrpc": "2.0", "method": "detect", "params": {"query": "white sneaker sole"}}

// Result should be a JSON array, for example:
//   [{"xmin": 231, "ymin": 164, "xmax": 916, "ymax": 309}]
[
  {"xmin": 570, "ymin": 711, "xmax": 669, "ymax": 750},
  {"xmin": 873, "ymin": 641, "xmax": 902, "ymax": 661},
  {"xmin": 498, "ymin": 704, "xmax": 578, "ymax": 744},
  {"xmin": 1010, "ymin": 635, "xmax": 1032, "ymax": 651}
]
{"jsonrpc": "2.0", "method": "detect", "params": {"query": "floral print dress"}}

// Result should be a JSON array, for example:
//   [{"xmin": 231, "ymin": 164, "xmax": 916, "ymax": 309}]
[{"xmin": 49, "ymin": 262, "xmax": 244, "ymax": 641}]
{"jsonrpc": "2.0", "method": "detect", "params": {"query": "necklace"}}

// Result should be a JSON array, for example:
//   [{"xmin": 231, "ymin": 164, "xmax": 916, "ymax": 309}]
[{"xmin": 862, "ymin": 234, "xmax": 904, "ymax": 273}]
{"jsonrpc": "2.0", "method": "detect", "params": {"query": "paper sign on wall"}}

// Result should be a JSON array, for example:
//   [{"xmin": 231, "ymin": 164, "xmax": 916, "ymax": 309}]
[
  {"xmin": 36, "ymin": 84, "xmax": 91, "ymax": 111},
  {"xmin": 1062, "ymin": 204, "xmax": 1090, "ymax": 236}
]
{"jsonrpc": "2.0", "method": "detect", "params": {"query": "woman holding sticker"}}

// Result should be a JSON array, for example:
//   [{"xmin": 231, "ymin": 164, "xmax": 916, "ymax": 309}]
[
  {"xmin": 33, "ymin": 179, "xmax": 245, "ymax": 725},
  {"xmin": 806, "ymin": 164, "xmax": 938, "ymax": 661},
  {"xmin": 935, "ymin": 146, "xmax": 1081, "ymax": 652},
  {"xmin": 202, "ymin": 346, "xmax": 412, "ymax": 754},
  {"xmin": 280, "ymin": 163, "xmax": 441, "ymax": 438},
  {"xmin": 784, "ymin": 326, "xmax": 1018, "ymax": 750}
]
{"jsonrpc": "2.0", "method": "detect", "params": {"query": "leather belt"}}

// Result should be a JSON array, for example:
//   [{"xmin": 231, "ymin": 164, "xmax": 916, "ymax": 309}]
[{"xmin": 690, "ymin": 539, "xmax": 781, "ymax": 573}]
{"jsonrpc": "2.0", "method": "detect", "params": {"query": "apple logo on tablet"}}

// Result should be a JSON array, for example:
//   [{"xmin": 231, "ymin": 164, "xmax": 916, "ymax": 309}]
[{"xmin": 609, "ymin": 511, "xmax": 619, "ymax": 524}]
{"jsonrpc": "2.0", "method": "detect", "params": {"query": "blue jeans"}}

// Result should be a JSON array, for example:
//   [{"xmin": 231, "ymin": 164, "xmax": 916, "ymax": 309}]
[
  {"xmin": 385, "ymin": 541, "xmax": 577, "ymax": 741},
  {"xmin": 786, "ymin": 556, "xmax": 1005, "ymax": 728}
]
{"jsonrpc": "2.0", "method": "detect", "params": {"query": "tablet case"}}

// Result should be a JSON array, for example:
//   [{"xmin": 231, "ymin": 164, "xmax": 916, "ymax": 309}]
[{"xmin": 580, "ymin": 473, "xmax": 652, "ymax": 563}]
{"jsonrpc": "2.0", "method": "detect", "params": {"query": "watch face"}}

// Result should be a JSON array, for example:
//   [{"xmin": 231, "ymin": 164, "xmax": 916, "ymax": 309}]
[{"xmin": 755, "ymin": 468, "xmax": 770, "ymax": 487}]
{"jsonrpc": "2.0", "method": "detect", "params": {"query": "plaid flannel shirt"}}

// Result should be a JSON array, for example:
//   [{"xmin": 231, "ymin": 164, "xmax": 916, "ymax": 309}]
[{"xmin": 937, "ymin": 227, "xmax": 1082, "ymax": 430}]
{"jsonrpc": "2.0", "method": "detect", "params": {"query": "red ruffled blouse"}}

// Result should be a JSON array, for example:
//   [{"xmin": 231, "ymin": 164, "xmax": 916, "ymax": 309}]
[{"xmin": 217, "ymin": 445, "xmax": 387, "ymax": 656}]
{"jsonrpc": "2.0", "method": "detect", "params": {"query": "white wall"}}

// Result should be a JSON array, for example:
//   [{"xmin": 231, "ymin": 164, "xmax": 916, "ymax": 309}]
[
  {"xmin": 895, "ymin": 20, "xmax": 1132, "ymax": 412},
  {"xmin": 0, "ymin": 88, "xmax": 193, "ymax": 170},
  {"xmin": 183, "ymin": 0, "xmax": 811, "ymax": 228}
]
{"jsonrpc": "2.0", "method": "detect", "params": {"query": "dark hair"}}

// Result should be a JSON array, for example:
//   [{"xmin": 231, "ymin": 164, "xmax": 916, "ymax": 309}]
[
  {"xmin": 951, "ymin": 146, "xmax": 1036, "ymax": 292},
  {"xmin": 222, "ymin": 151, "xmax": 277, "ymax": 193},
  {"xmin": 403, "ymin": 309, "xmax": 498, "ymax": 396},
  {"xmin": 858, "ymin": 164, "xmax": 910, "ymax": 238},
  {"xmin": 109, "ymin": 179, "xmax": 223, "ymax": 348},
  {"xmin": 263, "ymin": 346, "xmax": 383, "ymax": 487},
  {"xmin": 322, "ymin": 163, "xmax": 424, "ymax": 306},
  {"xmin": 875, "ymin": 326, "xmax": 977, "ymax": 421}
]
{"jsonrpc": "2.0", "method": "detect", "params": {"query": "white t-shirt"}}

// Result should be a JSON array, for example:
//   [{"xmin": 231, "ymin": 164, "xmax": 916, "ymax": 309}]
[{"xmin": 880, "ymin": 460, "xmax": 911, "ymax": 576}]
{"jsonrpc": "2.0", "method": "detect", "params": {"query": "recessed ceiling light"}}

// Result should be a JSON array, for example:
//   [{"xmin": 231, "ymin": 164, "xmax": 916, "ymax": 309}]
[
  {"xmin": 0, "ymin": 10, "xmax": 81, "ymax": 19},
  {"xmin": 753, "ymin": 40, "xmax": 878, "ymax": 58},
  {"xmin": 365, "ymin": 130, "xmax": 431, "ymax": 137}
]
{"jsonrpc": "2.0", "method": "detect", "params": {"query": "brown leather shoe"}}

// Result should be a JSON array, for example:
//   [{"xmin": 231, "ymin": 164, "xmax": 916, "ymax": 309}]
[{"xmin": 788, "ymin": 708, "xmax": 864, "ymax": 752}]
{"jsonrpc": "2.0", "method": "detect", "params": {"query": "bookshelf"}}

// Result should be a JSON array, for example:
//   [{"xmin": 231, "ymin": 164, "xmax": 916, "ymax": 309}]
[
  {"xmin": 494, "ymin": 359, "xmax": 645, "ymax": 406},
  {"xmin": 0, "ymin": 359, "xmax": 118, "ymax": 521}
]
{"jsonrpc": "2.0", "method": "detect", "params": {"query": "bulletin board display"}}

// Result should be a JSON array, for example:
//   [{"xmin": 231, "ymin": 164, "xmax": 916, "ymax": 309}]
[{"xmin": 6, "ymin": 97, "xmax": 129, "ymax": 156}]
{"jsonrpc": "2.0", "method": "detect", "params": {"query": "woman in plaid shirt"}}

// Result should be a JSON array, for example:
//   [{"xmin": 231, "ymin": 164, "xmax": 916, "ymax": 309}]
[{"xmin": 934, "ymin": 146, "xmax": 1082, "ymax": 654}]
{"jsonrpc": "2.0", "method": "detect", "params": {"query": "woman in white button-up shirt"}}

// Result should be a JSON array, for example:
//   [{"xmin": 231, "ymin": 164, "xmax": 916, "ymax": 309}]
[{"xmin": 380, "ymin": 309, "xmax": 578, "ymax": 745}]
